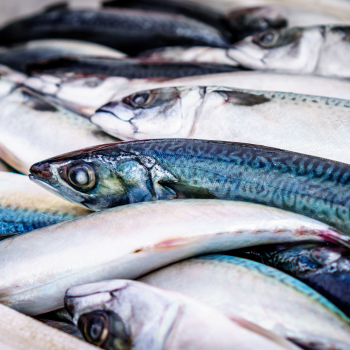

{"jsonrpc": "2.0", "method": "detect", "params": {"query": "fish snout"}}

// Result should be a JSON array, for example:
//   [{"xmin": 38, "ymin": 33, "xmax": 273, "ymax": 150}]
[{"xmin": 30, "ymin": 161, "xmax": 53, "ymax": 181}]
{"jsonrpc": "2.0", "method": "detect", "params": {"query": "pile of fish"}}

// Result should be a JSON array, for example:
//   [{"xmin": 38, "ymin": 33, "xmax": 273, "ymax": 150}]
[{"xmin": 2, "ymin": 0, "xmax": 350, "ymax": 349}]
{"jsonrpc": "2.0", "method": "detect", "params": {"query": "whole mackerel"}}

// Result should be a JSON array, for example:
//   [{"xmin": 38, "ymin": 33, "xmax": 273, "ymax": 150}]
[
  {"xmin": 30, "ymin": 139, "xmax": 350, "ymax": 234},
  {"xmin": 140, "ymin": 255, "xmax": 350, "ymax": 349},
  {"xmin": 91, "ymin": 86, "xmax": 350, "ymax": 165},
  {"xmin": 1, "ymin": 199, "xmax": 348, "ymax": 315}
]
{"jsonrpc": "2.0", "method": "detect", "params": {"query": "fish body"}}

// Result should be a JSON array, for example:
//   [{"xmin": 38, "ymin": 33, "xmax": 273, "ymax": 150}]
[
  {"xmin": 30, "ymin": 138, "xmax": 350, "ymax": 234},
  {"xmin": 140, "ymin": 255, "xmax": 350, "ymax": 349},
  {"xmin": 235, "ymin": 243, "xmax": 350, "ymax": 318},
  {"xmin": 24, "ymin": 72, "xmax": 350, "ymax": 117},
  {"xmin": 0, "ymin": 199, "xmax": 347, "ymax": 315},
  {"xmin": 0, "ymin": 9, "xmax": 229, "ymax": 55},
  {"xmin": 91, "ymin": 86, "xmax": 350, "ymax": 166},
  {"xmin": 228, "ymin": 25, "xmax": 350, "ymax": 77},
  {"xmin": 0, "ymin": 39, "xmax": 126, "ymax": 73},
  {"xmin": 0, "ymin": 172, "xmax": 90, "ymax": 235},
  {"xmin": 65, "ymin": 279, "xmax": 300, "ymax": 350},
  {"xmin": 37, "ymin": 319, "xmax": 84, "ymax": 340},
  {"xmin": 0, "ymin": 85, "xmax": 116, "ymax": 174},
  {"xmin": 0, "ymin": 303, "xmax": 97, "ymax": 350},
  {"xmin": 26, "ymin": 56, "xmax": 243, "ymax": 79}
]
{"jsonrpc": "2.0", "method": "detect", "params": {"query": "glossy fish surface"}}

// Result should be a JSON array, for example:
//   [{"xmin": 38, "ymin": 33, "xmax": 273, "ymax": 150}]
[
  {"xmin": 24, "ymin": 72, "xmax": 350, "ymax": 117},
  {"xmin": 91, "ymin": 86, "xmax": 350, "ymax": 165},
  {"xmin": 140, "ymin": 255, "xmax": 350, "ymax": 349},
  {"xmin": 0, "ymin": 303, "xmax": 97, "ymax": 350},
  {"xmin": 65, "ymin": 280, "xmax": 300, "ymax": 350},
  {"xmin": 30, "ymin": 138, "xmax": 350, "ymax": 234},
  {"xmin": 0, "ymin": 9, "xmax": 229, "ymax": 55},
  {"xmin": 26, "ymin": 56, "xmax": 243, "ymax": 79},
  {"xmin": 0, "ymin": 172, "xmax": 90, "ymax": 236},
  {"xmin": 228, "ymin": 25, "xmax": 350, "ymax": 78},
  {"xmin": 1, "ymin": 199, "xmax": 347, "ymax": 315},
  {"xmin": 235, "ymin": 242, "xmax": 350, "ymax": 318},
  {"xmin": 0, "ymin": 39, "xmax": 126, "ymax": 73},
  {"xmin": 0, "ymin": 85, "xmax": 116, "ymax": 174}
]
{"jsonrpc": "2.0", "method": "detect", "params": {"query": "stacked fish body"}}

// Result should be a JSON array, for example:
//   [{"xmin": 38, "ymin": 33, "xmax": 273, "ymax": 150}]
[{"xmin": 2, "ymin": 1, "xmax": 350, "ymax": 349}]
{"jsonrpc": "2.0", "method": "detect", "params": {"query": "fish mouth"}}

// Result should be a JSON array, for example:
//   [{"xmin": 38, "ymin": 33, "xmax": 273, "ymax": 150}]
[
  {"xmin": 30, "ymin": 161, "xmax": 53, "ymax": 181},
  {"xmin": 91, "ymin": 110, "xmax": 136, "ymax": 140}
]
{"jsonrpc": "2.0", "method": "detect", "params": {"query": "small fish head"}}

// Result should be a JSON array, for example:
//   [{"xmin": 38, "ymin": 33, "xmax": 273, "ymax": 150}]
[
  {"xmin": 225, "ymin": 6, "xmax": 287, "ymax": 42},
  {"xmin": 91, "ymin": 86, "xmax": 204, "ymax": 140},
  {"xmin": 29, "ymin": 143, "xmax": 177, "ymax": 210},
  {"xmin": 65, "ymin": 280, "xmax": 181, "ymax": 350},
  {"xmin": 227, "ymin": 26, "xmax": 322, "ymax": 72}
]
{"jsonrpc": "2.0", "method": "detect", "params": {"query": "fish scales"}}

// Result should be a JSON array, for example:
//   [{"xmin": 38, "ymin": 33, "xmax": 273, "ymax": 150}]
[{"xmin": 31, "ymin": 139, "xmax": 350, "ymax": 234}]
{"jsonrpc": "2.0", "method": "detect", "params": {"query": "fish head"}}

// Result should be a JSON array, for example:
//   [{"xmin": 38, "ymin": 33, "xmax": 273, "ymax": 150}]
[
  {"xmin": 225, "ymin": 6, "xmax": 287, "ymax": 41},
  {"xmin": 29, "ymin": 142, "xmax": 178, "ymax": 210},
  {"xmin": 65, "ymin": 280, "xmax": 182, "ymax": 350},
  {"xmin": 227, "ymin": 26, "xmax": 324, "ymax": 72},
  {"xmin": 91, "ymin": 86, "xmax": 205, "ymax": 140}
]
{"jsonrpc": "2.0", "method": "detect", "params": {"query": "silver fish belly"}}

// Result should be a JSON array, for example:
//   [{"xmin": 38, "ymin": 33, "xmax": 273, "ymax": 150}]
[{"xmin": 0, "ymin": 199, "xmax": 348, "ymax": 315}]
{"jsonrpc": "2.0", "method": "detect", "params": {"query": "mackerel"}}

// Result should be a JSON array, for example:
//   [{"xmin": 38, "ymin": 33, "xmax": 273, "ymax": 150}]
[
  {"xmin": 140, "ymin": 255, "xmax": 350, "ymax": 349},
  {"xmin": 0, "ymin": 199, "xmax": 348, "ymax": 315},
  {"xmin": 30, "ymin": 138, "xmax": 350, "ymax": 234},
  {"xmin": 24, "ymin": 72, "xmax": 350, "ymax": 117},
  {"xmin": 65, "ymin": 280, "xmax": 300, "ymax": 350},
  {"xmin": 91, "ymin": 86, "xmax": 350, "ymax": 166}
]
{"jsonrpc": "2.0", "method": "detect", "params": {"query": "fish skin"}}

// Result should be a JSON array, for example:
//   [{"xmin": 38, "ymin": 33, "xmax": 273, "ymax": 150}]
[
  {"xmin": 25, "ymin": 56, "xmax": 243, "ymax": 79},
  {"xmin": 0, "ymin": 160, "xmax": 12, "ymax": 172},
  {"xmin": 65, "ymin": 279, "xmax": 301, "ymax": 350},
  {"xmin": 91, "ymin": 86, "xmax": 350, "ymax": 165},
  {"xmin": 139, "ymin": 254, "xmax": 350, "ymax": 349},
  {"xmin": 36, "ymin": 319, "xmax": 84, "ymax": 340},
  {"xmin": 0, "ymin": 199, "xmax": 348, "ymax": 315},
  {"xmin": 227, "ymin": 25, "xmax": 350, "ymax": 78},
  {"xmin": 235, "ymin": 242, "xmax": 350, "ymax": 318},
  {"xmin": 0, "ymin": 303, "xmax": 97, "ymax": 350},
  {"xmin": 0, "ymin": 84, "xmax": 116, "ymax": 174},
  {"xmin": 24, "ymin": 72, "xmax": 350, "ymax": 117},
  {"xmin": 30, "ymin": 138, "xmax": 350, "ymax": 234},
  {"xmin": 0, "ymin": 39, "xmax": 126, "ymax": 73},
  {"xmin": 0, "ymin": 172, "xmax": 90, "ymax": 235},
  {"xmin": 0, "ymin": 9, "xmax": 229, "ymax": 55}
]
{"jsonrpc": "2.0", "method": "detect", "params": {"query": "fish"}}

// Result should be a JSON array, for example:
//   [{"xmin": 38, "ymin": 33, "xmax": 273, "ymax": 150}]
[
  {"xmin": 29, "ymin": 138, "xmax": 350, "ymax": 234},
  {"xmin": 91, "ymin": 86, "xmax": 350, "ymax": 165},
  {"xmin": 65, "ymin": 279, "xmax": 301, "ymax": 350},
  {"xmin": 102, "ymin": 0, "xmax": 232, "ymax": 40},
  {"xmin": 139, "ymin": 254, "xmax": 350, "ymax": 349},
  {"xmin": 224, "ymin": 6, "xmax": 345, "ymax": 42},
  {"xmin": 0, "ymin": 303, "xmax": 97, "ymax": 350},
  {"xmin": 1, "ymin": 199, "xmax": 348, "ymax": 315},
  {"xmin": 0, "ymin": 39, "xmax": 126, "ymax": 73},
  {"xmin": 0, "ymin": 172, "xmax": 90, "ymax": 236},
  {"xmin": 227, "ymin": 25, "xmax": 350, "ymax": 78},
  {"xmin": 24, "ymin": 71, "xmax": 350, "ymax": 117},
  {"xmin": 0, "ymin": 8, "xmax": 229, "ymax": 55},
  {"xmin": 25, "ymin": 56, "xmax": 244, "ymax": 79},
  {"xmin": 234, "ymin": 242, "xmax": 350, "ymax": 318},
  {"xmin": 0, "ymin": 85, "xmax": 116, "ymax": 174}
]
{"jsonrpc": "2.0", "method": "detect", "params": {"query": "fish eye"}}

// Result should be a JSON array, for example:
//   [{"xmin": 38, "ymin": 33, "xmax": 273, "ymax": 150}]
[
  {"xmin": 68, "ymin": 163, "xmax": 95, "ymax": 189},
  {"xmin": 79, "ymin": 311, "xmax": 109, "ymax": 346},
  {"xmin": 255, "ymin": 31, "xmax": 278, "ymax": 47},
  {"xmin": 130, "ymin": 91, "xmax": 152, "ymax": 108}
]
